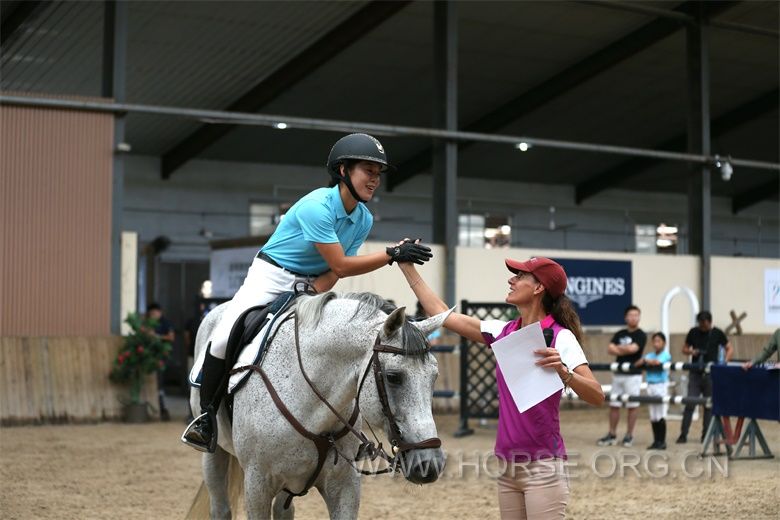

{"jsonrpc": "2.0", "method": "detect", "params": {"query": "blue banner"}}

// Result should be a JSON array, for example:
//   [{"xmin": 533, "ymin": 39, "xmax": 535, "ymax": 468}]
[
  {"xmin": 552, "ymin": 258, "xmax": 632, "ymax": 326},
  {"xmin": 712, "ymin": 365, "xmax": 780, "ymax": 420}
]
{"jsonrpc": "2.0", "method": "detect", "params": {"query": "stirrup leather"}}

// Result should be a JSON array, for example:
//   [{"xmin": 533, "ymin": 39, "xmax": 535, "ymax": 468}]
[{"xmin": 181, "ymin": 412, "xmax": 218, "ymax": 453}]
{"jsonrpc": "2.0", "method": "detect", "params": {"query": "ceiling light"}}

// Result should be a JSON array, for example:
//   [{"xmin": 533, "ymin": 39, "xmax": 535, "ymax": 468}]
[
  {"xmin": 484, "ymin": 228, "xmax": 497, "ymax": 239},
  {"xmin": 500, "ymin": 225, "xmax": 511, "ymax": 234},
  {"xmin": 273, "ymin": 122, "xmax": 288, "ymax": 130},
  {"xmin": 515, "ymin": 142, "xmax": 530, "ymax": 152},
  {"xmin": 721, "ymin": 160, "xmax": 733, "ymax": 181},
  {"xmin": 656, "ymin": 238, "xmax": 674, "ymax": 248},
  {"xmin": 713, "ymin": 154, "xmax": 733, "ymax": 181}
]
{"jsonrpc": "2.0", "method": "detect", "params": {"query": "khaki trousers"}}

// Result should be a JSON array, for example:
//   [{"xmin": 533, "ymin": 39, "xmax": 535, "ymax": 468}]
[{"xmin": 497, "ymin": 459, "xmax": 570, "ymax": 520}]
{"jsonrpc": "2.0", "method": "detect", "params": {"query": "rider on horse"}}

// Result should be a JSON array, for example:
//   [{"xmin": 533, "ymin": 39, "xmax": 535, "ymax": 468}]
[{"xmin": 182, "ymin": 133, "xmax": 433, "ymax": 452}]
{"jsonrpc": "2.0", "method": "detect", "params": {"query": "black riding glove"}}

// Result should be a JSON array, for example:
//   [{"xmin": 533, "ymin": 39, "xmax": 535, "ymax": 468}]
[{"xmin": 386, "ymin": 241, "xmax": 433, "ymax": 265}]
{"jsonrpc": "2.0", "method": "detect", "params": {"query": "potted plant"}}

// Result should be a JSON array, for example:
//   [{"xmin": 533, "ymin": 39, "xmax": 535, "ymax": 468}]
[{"xmin": 109, "ymin": 312, "xmax": 173, "ymax": 422}]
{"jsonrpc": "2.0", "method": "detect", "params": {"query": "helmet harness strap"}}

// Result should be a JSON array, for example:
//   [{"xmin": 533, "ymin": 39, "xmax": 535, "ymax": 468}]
[{"xmin": 332, "ymin": 163, "xmax": 367, "ymax": 204}]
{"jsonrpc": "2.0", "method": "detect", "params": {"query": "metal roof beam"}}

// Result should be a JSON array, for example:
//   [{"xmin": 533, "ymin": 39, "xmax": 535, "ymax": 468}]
[
  {"xmin": 732, "ymin": 179, "xmax": 780, "ymax": 213},
  {"xmin": 160, "ymin": 0, "xmax": 411, "ymax": 179},
  {"xmin": 387, "ymin": 0, "xmax": 737, "ymax": 191},
  {"xmin": 6, "ymin": 93, "xmax": 779, "ymax": 172},
  {"xmin": 575, "ymin": 88, "xmax": 779, "ymax": 203},
  {"xmin": 1, "ymin": 1, "xmax": 48, "ymax": 46},
  {"xmin": 578, "ymin": 0, "xmax": 779, "ymax": 38}
]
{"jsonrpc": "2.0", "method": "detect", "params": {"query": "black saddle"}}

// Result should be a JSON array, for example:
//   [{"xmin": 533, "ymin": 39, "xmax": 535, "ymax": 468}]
[{"xmin": 222, "ymin": 291, "xmax": 299, "ymax": 420}]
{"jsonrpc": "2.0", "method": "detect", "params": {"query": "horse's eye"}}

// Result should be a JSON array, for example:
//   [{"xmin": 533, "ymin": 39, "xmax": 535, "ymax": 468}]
[{"xmin": 386, "ymin": 372, "xmax": 403, "ymax": 386}]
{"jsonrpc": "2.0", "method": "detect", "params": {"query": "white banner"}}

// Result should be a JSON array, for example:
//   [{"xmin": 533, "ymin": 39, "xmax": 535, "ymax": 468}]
[
  {"xmin": 765, "ymin": 268, "xmax": 780, "ymax": 326},
  {"xmin": 210, "ymin": 247, "xmax": 258, "ymax": 298}
]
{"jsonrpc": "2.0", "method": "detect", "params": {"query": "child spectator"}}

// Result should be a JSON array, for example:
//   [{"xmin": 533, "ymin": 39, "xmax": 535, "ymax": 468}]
[{"xmin": 635, "ymin": 332, "xmax": 671, "ymax": 449}]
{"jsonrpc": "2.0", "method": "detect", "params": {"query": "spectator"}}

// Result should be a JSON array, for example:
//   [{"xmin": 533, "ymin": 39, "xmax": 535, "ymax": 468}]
[
  {"xmin": 677, "ymin": 310, "xmax": 733, "ymax": 444},
  {"xmin": 598, "ymin": 305, "xmax": 646, "ymax": 447},
  {"xmin": 144, "ymin": 302, "xmax": 175, "ymax": 421},
  {"xmin": 742, "ymin": 328, "xmax": 780, "ymax": 369},
  {"xmin": 635, "ymin": 332, "xmax": 671, "ymax": 449}
]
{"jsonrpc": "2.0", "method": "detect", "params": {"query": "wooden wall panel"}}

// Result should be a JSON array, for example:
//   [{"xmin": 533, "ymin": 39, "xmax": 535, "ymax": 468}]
[{"xmin": 0, "ymin": 337, "xmax": 158, "ymax": 425}]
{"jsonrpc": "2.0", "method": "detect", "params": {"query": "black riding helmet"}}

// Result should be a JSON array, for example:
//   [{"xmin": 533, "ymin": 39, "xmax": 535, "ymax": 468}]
[{"xmin": 327, "ymin": 133, "xmax": 393, "ymax": 203}]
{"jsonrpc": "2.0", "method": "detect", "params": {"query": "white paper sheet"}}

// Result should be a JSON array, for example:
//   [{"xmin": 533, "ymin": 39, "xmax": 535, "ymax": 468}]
[{"xmin": 490, "ymin": 321, "xmax": 564, "ymax": 413}]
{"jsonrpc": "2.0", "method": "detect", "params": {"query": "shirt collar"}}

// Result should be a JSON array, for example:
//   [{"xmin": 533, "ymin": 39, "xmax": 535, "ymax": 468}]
[
  {"xmin": 540, "ymin": 314, "xmax": 556, "ymax": 329},
  {"xmin": 330, "ymin": 184, "xmax": 360, "ymax": 223},
  {"xmin": 513, "ymin": 314, "xmax": 555, "ymax": 331}
]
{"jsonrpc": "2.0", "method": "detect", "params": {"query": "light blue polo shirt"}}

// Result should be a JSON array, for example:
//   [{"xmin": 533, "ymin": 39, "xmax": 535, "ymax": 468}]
[
  {"xmin": 260, "ymin": 185, "xmax": 373, "ymax": 275},
  {"xmin": 644, "ymin": 350, "xmax": 672, "ymax": 384}
]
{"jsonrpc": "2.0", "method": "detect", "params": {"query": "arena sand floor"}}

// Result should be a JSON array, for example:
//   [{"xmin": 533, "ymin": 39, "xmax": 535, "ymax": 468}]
[{"xmin": 1, "ymin": 408, "xmax": 778, "ymax": 519}]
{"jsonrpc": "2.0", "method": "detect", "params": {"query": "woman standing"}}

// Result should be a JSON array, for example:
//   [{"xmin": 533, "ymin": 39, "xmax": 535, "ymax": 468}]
[
  {"xmin": 182, "ymin": 133, "xmax": 433, "ymax": 453},
  {"xmin": 399, "ymin": 256, "xmax": 603, "ymax": 519}
]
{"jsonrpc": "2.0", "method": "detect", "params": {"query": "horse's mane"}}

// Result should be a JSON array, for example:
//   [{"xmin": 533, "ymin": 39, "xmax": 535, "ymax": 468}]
[{"xmin": 294, "ymin": 291, "xmax": 429, "ymax": 358}]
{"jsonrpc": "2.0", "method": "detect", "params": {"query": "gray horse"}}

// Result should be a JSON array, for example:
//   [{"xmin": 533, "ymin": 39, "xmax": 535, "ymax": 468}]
[{"xmin": 189, "ymin": 291, "xmax": 449, "ymax": 519}]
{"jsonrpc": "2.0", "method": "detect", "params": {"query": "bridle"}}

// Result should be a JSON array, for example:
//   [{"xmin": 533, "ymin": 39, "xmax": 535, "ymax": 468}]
[{"xmin": 230, "ymin": 311, "xmax": 441, "ymax": 509}]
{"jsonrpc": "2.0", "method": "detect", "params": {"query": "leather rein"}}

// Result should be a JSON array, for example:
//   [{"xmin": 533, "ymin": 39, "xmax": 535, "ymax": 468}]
[{"xmin": 229, "ymin": 312, "xmax": 441, "ymax": 509}]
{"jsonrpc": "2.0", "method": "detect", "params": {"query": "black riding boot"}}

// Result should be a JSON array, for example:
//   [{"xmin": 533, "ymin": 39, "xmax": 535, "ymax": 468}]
[
  {"xmin": 657, "ymin": 418, "xmax": 667, "ymax": 449},
  {"xmin": 182, "ymin": 347, "xmax": 226, "ymax": 453},
  {"xmin": 648, "ymin": 421, "xmax": 661, "ymax": 449}
]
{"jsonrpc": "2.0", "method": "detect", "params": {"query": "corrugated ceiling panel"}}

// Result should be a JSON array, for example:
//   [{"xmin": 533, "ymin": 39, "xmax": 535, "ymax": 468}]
[
  {"xmin": 1, "ymin": 2, "xmax": 103, "ymax": 96},
  {"xmin": 125, "ymin": 0, "xmax": 369, "ymax": 152},
  {"xmin": 1, "ymin": 1, "xmax": 369, "ymax": 153}
]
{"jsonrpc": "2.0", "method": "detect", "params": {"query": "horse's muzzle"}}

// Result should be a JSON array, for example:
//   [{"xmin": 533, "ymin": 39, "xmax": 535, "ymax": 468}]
[{"xmin": 399, "ymin": 447, "xmax": 445, "ymax": 484}]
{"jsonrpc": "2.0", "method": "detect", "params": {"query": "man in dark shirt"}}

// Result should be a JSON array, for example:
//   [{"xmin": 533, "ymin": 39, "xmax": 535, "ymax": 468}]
[
  {"xmin": 677, "ymin": 310, "xmax": 732, "ymax": 444},
  {"xmin": 598, "ymin": 305, "xmax": 647, "ymax": 447},
  {"xmin": 145, "ymin": 303, "xmax": 175, "ymax": 421}
]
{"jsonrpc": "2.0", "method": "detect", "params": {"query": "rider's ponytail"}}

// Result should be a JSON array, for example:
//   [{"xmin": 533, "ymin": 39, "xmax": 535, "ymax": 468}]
[{"xmin": 542, "ymin": 293, "xmax": 584, "ymax": 344}]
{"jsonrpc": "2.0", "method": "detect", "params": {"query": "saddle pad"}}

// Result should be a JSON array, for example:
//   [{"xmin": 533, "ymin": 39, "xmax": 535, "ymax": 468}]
[
  {"xmin": 189, "ymin": 342, "xmax": 209, "ymax": 387},
  {"xmin": 187, "ymin": 307, "xmax": 292, "ymax": 392},
  {"xmin": 227, "ymin": 308, "xmax": 292, "ymax": 393}
]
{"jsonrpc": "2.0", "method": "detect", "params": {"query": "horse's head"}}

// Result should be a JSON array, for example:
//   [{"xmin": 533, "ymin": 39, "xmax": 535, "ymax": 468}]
[{"xmin": 360, "ymin": 305, "xmax": 451, "ymax": 485}]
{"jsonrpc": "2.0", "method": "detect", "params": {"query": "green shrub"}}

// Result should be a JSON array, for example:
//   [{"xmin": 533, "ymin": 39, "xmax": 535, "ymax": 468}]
[{"xmin": 109, "ymin": 313, "xmax": 172, "ymax": 405}]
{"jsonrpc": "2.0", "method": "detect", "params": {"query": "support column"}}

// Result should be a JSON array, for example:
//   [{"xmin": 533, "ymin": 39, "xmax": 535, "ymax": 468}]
[
  {"xmin": 432, "ymin": 1, "xmax": 458, "ymax": 306},
  {"xmin": 103, "ymin": 0, "xmax": 128, "ymax": 333},
  {"xmin": 686, "ymin": 7, "xmax": 711, "ymax": 310}
]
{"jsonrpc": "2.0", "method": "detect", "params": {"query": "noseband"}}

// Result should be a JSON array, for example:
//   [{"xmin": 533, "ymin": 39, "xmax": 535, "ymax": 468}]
[{"xmin": 230, "ymin": 311, "xmax": 441, "ymax": 509}]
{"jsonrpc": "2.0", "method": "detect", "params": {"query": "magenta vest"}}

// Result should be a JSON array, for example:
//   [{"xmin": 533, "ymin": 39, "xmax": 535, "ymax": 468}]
[{"xmin": 482, "ymin": 315, "xmax": 567, "ymax": 461}]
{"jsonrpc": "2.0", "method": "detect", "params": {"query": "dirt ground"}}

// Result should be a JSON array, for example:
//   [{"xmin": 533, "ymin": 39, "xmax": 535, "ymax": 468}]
[{"xmin": 1, "ymin": 406, "xmax": 778, "ymax": 520}]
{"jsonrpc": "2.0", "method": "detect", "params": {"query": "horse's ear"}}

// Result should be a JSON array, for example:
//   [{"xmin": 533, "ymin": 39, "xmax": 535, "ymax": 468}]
[
  {"xmin": 412, "ymin": 308, "xmax": 454, "ymax": 337},
  {"xmin": 382, "ymin": 306, "xmax": 406, "ymax": 339}
]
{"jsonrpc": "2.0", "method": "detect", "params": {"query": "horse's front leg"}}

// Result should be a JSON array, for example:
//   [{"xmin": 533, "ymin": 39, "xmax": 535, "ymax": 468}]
[
  {"xmin": 272, "ymin": 491, "xmax": 295, "ymax": 520},
  {"xmin": 202, "ymin": 446, "xmax": 232, "ymax": 520},
  {"xmin": 244, "ymin": 464, "xmax": 275, "ymax": 520},
  {"xmin": 318, "ymin": 462, "xmax": 361, "ymax": 520}
]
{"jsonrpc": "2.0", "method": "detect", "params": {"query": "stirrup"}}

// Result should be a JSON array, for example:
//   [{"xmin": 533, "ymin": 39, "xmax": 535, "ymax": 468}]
[{"xmin": 181, "ymin": 412, "xmax": 218, "ymax": 453}]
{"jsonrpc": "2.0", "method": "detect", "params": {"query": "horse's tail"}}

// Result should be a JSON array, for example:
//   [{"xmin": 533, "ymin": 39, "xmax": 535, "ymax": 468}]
[
  {"xmin": 185, "ymin": 456, "xmax": 245, "ymax": 519},
  {"xmin": 184, "ymin": 482, "xmax": 209, "ymax": 519}
]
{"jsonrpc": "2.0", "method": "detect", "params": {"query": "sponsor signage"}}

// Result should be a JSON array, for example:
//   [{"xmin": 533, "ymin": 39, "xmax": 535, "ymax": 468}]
[
  {"xmin": 553, "ymin": 258, "xmax": 632, "ymax": 326},
  {"xmin": 210, "ymin": 246, "xmax": 258, "ymax": 298}
]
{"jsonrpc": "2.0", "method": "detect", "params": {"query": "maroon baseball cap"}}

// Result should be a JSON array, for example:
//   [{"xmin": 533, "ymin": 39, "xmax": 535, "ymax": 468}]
[{"xmin": 505, "ymin": 257, "xmax": 568, "ymax": 298}]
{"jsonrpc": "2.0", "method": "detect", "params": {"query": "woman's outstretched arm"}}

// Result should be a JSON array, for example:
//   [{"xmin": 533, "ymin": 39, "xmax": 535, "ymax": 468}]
[{"xmin": 398, "ymin": 262, "xmax": 485, "ymax": 344}]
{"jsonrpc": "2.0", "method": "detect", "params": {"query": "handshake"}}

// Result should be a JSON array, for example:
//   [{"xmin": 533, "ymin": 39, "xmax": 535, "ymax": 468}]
[{"xmin": 386, "ymin": 239, "xmax": 433, "ymax": 265}]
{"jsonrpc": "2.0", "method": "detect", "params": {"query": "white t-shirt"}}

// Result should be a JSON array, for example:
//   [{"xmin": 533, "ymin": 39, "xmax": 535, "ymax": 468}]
[{"xmin": 480, "ymin": 320, "xmax": 589, "ymax": 370}]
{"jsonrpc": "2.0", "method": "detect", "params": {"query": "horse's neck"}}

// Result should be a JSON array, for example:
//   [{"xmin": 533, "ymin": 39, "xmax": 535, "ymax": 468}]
[{"xmin": 279, "ymin": 315, "xmax": 376, "ymax": 430}]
